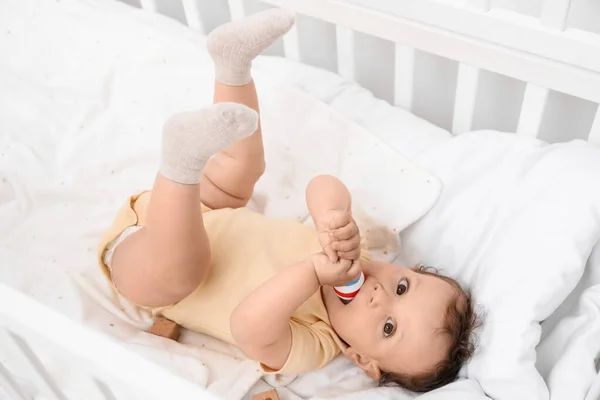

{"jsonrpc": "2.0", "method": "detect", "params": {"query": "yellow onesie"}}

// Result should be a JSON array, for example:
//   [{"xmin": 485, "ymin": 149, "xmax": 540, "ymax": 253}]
[{"xmin": 97, "ymin": 191, "xmax": 368, "ymax": 374}]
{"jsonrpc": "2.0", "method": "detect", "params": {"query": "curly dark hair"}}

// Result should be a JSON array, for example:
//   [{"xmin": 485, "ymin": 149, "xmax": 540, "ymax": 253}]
[{"xmin": 378, "ymin": 266, "xmax": 481, "ymax": 393}]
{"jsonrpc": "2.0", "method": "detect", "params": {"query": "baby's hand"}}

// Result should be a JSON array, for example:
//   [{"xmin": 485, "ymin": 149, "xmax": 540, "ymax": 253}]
[
  {"xmin": 317, "ymin": 210, "xmax": 361, "ymax": 262},
  {"xmin": 310, "ymin": 253, "xmax": 362, "ymax": 287}
]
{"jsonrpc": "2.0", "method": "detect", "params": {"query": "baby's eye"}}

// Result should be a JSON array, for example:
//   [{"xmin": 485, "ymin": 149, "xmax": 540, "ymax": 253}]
[
  {"xmin": 397, "ymin": 278, "xmax": 409, "ymax": 295},
  {"xmin": 383, "ymin": 318, "xmax": 395, "ymax": 337}
]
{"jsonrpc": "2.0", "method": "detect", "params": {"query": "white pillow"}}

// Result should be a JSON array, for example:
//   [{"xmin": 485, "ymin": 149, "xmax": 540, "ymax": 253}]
[
  {"xmin": 253, "ymin": 86, "xmax": 443, "ymax": 260},
  {"xmin": 397, "ymin": 130, "xmax": 600, "ymax": 400}
]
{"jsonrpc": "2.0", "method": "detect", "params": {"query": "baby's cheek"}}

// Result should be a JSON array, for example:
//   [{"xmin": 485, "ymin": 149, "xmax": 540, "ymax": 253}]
[
  {"xmin": 345, "ymin": 319, "xmax": 368, "ymax": 342},
  {"xmin": 330, "ymin": 312, "xmax": 355, "ymax": 341}
]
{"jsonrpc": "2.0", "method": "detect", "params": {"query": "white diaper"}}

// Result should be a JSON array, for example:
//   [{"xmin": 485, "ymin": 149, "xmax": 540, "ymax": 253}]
[{"xmin": 102, "ymin": 226, "xmax": 143, "ymax": 272}]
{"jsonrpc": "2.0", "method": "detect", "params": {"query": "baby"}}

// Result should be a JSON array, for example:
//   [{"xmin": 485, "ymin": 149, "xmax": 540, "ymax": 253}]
[{"xmin": 98, "ymin": 9, "xmax": 478, "ymax": 393}]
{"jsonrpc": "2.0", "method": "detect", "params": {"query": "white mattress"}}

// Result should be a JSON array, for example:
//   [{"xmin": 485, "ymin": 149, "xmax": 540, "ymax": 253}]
[{"xmin": 3, "ymin": 1, "xmax": 600, "ymax": 400}]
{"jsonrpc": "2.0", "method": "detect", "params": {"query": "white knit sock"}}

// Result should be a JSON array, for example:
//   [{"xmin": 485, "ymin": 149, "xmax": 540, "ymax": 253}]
[
  {"xmin": 207, "ymin": 8, "xmax": 296, "ymax": 86},
  {"xmin": 159, "ymin": 103, "xmax": 258, "ymax": 184}
]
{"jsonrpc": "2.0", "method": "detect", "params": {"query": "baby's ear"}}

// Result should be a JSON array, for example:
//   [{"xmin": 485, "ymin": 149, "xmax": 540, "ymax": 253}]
[{"xmin": 344, "ymin": 347, "xmax": 382, "ymax": 381}]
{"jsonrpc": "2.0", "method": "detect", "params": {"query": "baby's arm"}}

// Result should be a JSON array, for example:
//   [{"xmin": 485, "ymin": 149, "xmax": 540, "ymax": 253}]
[
  {"xmin": 230, "ymin": 254, "xmax": 359, "ymax": 371},
  {"xmin": 306, "ymin": 175, "xmax": 361, "ymax": 262},
  {"xmin": 306, "ymin": 175, "xmax": 351, "ymax": 225},
  {"xmin": 230, "ymin": 176, "xmax": 359, "ymax": 370},
  {"xmin": 230, "ymin": 258, "xmax": 319, "ymax": 370}
]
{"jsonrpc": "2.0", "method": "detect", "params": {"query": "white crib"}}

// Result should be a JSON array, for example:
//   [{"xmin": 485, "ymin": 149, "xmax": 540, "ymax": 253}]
[
  {"xmin": 128, "ymin": 0, "xmax": 600, "ymax": 143},
  {"xmin": 1, "ymin": 0, "xmax": 600, "ymax": 399}
]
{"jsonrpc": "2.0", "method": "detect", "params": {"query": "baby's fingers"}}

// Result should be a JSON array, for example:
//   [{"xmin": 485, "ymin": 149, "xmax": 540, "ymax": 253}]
[
  {"xmin": 318, "ymin": 231, "xmax": 339, "ymax": 262},
  {"xmin": 347, "ymin": 260, "xmax": 362, "ymax": 281},
  {"xmin": 332, "ymin": 222, "xmax": 359, "ymax": 240},
  {"xmin": 337, "ymin": 248, "xmax": 361, "ymax": 261},
  {"xmin": 323, "ymin": 243, "xmax": 339, "ymax": 263},
  {"xmin": 337, "ymin": 258, "xmax": 354, "ymax": 272},
  {"xmin": 328, "ymin": 211, "xmax": 352, "ymax": 230},
  {"xmin": 332, "ymin": 235, "xmax": 361, "ymax": 253}
]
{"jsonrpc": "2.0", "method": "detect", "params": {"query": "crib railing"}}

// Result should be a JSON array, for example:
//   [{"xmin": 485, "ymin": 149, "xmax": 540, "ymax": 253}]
[
  {"xmin": 0, "ymin": 284, "xmax": 217, "ymax": 400},
  {"xmin": 133, "ymin": 0, "xmax": 600, "ymax": 144},
  {"xmin": 264, "ymin": 0, "xmax": 600, "ymax": 141}
]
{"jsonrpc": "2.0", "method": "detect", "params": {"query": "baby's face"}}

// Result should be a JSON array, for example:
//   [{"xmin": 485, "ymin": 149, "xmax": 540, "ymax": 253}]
[{"xmin": 322, "ymin": 260, "xmax": 457, "ymax": 380}]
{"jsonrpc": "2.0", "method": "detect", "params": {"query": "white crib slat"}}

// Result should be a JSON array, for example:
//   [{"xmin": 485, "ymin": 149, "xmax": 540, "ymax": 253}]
[
  {"xmin": 0, "ymin": 354, "xmax": 29, "ymax": 400},
  {"xmin": 138, "ymin": 0, "xmax": 158, "ymax": 12},
  {"xmin": 541, "ymin": 0, "xmax": 572, "ymax": 30},
  {"xmin": 336, "ymin": 26, "xmax": 355, "ymax": 80},
  {"xmin": 228, "ymin": 0, "xmax": 246, "ymax": 21},
  {"xmin": 394, "ymin": 44, "xmax": 415, "ymax": 110},
  {"xmin": 466, "ymin": 0, "xmax": 491, "ymax": 11},
  {"xmin": 452, "ymin": 64, "xmax": 480, "ymax": 134},
  {"xmin": 181, "ymin": 0, "xmax": 206, "ymax": 32},
  {"xmin": 517, "ymin": 84, "xmax": 549, "ymax": 137},
  {"xmin": 450, "ymin": 0, "xmax": 487, "ymax": 133},
  {"xmin": 589, "ymin": 108, "xmax": 600, "ymax": 143},
  {"xmin": 283, "ymin": 24, "xmax": 301, "ymax": 61}
]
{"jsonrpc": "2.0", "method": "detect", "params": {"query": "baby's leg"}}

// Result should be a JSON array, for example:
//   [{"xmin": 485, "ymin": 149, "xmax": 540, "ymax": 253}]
[
  {"xmin": 200, "ymin": 9, "xmax": 295, "ymax": 209},
  {"xmin": 110, "ymin": 104, "xmax": 258, "ymax": 307},
  {"xmin": 109, "ymin": 10, "xmax": 294, "ymax": 307}
]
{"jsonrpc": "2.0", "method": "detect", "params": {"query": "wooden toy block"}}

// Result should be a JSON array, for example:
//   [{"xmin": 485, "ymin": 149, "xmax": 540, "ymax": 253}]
[
  {"xmin": 147, "ymin": 316, "xmax": 181, "ymax": 341},
  {"xmin": 251, "ymin": 388, "xmax": 280, "ymax": 400}
]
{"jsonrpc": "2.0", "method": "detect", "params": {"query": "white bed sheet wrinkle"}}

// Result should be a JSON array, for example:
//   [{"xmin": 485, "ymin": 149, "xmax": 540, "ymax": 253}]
[{"xmin": 536, "ymin": 244, "xmax": 600, "ymax": 400}]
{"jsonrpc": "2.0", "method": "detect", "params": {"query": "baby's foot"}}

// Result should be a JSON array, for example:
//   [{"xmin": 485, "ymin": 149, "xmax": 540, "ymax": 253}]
[
  {"xmin": 160, "ymin": 103, "xmax": 258, "ymax": 184},
  {"xmin": 207, "ymin": 8, "xmax": 296, "ymax": 86}
]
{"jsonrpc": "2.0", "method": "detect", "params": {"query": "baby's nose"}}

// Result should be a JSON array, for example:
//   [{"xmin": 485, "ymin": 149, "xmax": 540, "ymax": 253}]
[{"xmin": 369, "ymin": 284, "xmax": 382, "ymax": 306}]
